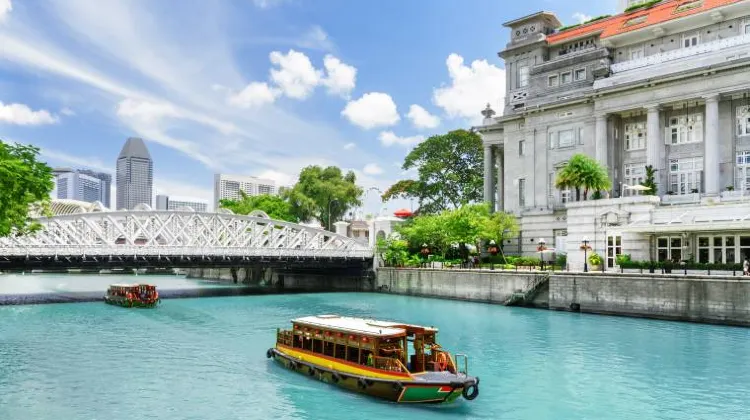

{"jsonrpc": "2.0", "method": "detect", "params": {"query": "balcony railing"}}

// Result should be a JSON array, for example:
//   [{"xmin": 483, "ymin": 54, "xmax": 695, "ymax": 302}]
[{"xmin": 611, "ymin": 33, "xmax": 750, "ymax": 73}]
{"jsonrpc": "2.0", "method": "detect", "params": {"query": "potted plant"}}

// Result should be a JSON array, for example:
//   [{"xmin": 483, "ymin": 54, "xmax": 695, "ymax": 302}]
[
  {"xmin": 663, "ymin": 260, "xmax": 673, "ymax": 274},
  {"xmin": 588, "ymin": 252, "xmax": 603, "ymax": 271}
]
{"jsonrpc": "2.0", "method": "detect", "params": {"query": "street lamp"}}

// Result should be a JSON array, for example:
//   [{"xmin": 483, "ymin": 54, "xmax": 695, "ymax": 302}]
[
  {"xmin": 328, "ymin": 199, "xmax": 339, "ymax": 232},
  {"xmin": 420, "ymin": 243, "xmax": 430, "ymax": 268},
  {"xmin": 488, "ymin": 240, "xmax": 499, "ymax": 270},
  {"xmin": 537, "ymin": 238, "xmax": 547, "ymax": 271},
  {"xmin": 581, "ymin": 236, "xmax": 590, "ymax": 272}
]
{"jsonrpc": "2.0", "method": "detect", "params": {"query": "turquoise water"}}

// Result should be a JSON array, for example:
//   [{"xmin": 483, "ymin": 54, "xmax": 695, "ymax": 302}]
[{"xmin": 1, "ymin": 276, "xmax": 749, "ymax": 419}]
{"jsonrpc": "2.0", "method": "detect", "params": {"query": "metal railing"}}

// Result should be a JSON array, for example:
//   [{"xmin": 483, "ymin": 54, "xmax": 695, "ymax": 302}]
[{"xmin": 372, "ymin": 356, "xmax": 410, "ymax": 374}]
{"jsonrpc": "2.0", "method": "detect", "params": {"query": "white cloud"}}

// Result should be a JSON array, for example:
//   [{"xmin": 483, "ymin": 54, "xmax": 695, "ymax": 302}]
[
  {"xmin": 432, "ymin": 53, "xmax": 506, "ymax": 122},
  {"xmin": 269, "ymin": 49, "xmax": 322, "ymax": 100},
  {"xmin": 298, "ymin": 26, "xmax": 334, "ymax": 52},
  {"xmin": 573, "ymin": 12, "xmax": 593, "ymax": 24},
  {"xmin": 116, "ymin": 98, "xmax": 179, "ymax": 123},
  {"xmin": 0, "ymin": 0, "xmax": 11, "ymax": 23},
  {"xmin": 40, "ymin": 148, "xmax": 110, "ymax": 173},
  {"xmin": 342, "ymin": 92, "xmax": 399, "ymax": 129},
  {"xmin": 228, "ymin": 82, "xmax": 280, "ymax": 108},
  {"xmin": 378, "ymin": 131, "xmax": 424, "ymax": 148},
  {"xmin": 363, "ymin": 163, "xmax": 383, "ymax": 176},
  {"xmin": 60, "ymin": 107, "xmax": 75, "ymax": 116},
  {"xmin": 0, "ymin": 101, "xmax": 59, "ymax": 125},
  {"xmin": 321, "ymin": 55, "xmax": 356, "ymax": 98},
  {"xmin": 256, "ymin": 169, "xmax": 296, "ymax": 187},
  {"xmin": 406, "ymin": 104, "xmax": 440, "ymax": 129},
  {"xmin": 343, "ymin": 142, "xmax": 355, "ymax": 150},
  {"xmin": 252, "ymin": 0, "xmax": 286, "ymax": 9}
]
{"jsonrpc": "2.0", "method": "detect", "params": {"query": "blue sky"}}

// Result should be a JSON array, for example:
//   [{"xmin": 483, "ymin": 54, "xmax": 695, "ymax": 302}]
[{"xmin": 0, "ymin": 0, "xmax": 617, "ymax": 215}]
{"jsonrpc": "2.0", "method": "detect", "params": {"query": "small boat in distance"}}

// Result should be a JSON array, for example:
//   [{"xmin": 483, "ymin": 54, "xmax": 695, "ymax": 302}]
[
  {"xmin": 267, "ymin": 315, "xmax": 479, "ymax": 404},
  {"xmin": 104, "ymin": 284, "xmax": 160, "ymax": 308}
]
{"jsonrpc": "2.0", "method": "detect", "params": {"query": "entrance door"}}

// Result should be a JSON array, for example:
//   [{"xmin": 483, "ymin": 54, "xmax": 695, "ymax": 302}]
[{"xmin": 607, "ymin": 235, "xmax": 622, "ymax": 269}]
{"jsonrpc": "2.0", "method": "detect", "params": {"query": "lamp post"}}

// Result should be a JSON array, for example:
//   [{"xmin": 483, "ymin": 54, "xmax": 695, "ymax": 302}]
[
  {"xmin": 581, "ymin": 236, "xmax": 590, "ymax": 272},
  {"xmin": 328, "ymin": 199, "xmax": 339, "ymax": 232},
  {"xmin": 488, "ymin": 240, "xmax": 499, "ymax": 270},
  {"xmin": 420, "ymin": 243, "xmax": 430, "ymax": 268},
  {"xmin": 538, "ymin": 238, "xmax": 547, "ymax": 271}
]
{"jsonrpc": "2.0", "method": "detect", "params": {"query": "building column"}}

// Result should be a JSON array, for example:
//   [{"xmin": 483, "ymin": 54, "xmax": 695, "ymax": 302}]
[
  {"xmin": 495, "ymin": 148, "xmax": 504, "ymax": 212},
  {"xmin": 595, "ymin": 114, "xmax": 608, "ymax": 170},
  {"xmin": 646, "ymin": 104, "xmax": 662, "ymax": 191},
  {"xmin": 704, "ymin": 94, "xmax": 720, "ymax": 195},
  {"xmin": 484, "ymin": 145, "xmax": 495, "ymax": 209}
]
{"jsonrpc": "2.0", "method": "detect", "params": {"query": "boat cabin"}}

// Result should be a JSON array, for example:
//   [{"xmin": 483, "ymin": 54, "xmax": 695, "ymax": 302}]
[{"xmin": 277, "ymin": 315, "xmax": 456, "ymax": 374}]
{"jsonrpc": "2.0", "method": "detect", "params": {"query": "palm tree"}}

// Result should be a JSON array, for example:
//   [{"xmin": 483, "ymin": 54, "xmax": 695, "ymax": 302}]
[{"xmin": 555, "ymin": 154, "xmax": 611, "ymax": 201}]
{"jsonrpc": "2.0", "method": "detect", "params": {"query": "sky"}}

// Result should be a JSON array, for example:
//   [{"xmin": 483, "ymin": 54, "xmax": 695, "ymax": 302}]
[{"xmin": 0, "ymin": 0, "xmax": 618, "ymax": 217}]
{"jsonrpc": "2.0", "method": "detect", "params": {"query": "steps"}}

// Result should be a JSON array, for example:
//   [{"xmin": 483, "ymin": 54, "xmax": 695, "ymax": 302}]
[{"xmin": 503, "ymin": 273, "xmax": 550, "ymax": 307}]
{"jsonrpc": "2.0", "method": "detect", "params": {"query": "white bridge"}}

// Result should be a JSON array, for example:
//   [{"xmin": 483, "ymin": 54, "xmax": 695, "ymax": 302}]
[{"xmin": 0, "ymin": 201, "xmax": 373, "ymax": 270}]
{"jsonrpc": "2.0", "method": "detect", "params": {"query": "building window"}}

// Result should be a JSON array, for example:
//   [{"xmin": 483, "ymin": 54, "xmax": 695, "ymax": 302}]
[
  {"xmin": 667, "ymin": 114, "xmax": 703, "ymax": 144},
  {"xmin": 675, "ymin": 1, "xmax": 703, "ymax": 13},
  {"xmin": 744, "ymin": 19, "xmax": 750, "ymax": 34},
  {"xmin": 548, "ymin": 172, "xmax": 555, "ymax": 204},
  {"xmin": 519, "ymin": 140, "xmax": 526, "ymax": 156},
  {"xmin": 742, "ymin": 236, "xmax": 750, "ymax": 262},
  {"xmin": 607, "ymin": 235, "xmax": 622, "ymax": 268},
  {"xmin": 623, "ymin": 163, "xmax": 646, "ymax": 195},
  {"xmin": 698, "ymin": 234, "xmax": 750, "ymax": 263},
  {"xmin": 628, "ymin": 45, "xmax": 644, "ymax": 60},
  {"xmin": 518, "ymin": 65, "xmax": 529, "ymax": 88},
  {"xmin": 561, "ymin": 71, "xmax": 572, "ymax": 84},
  {"xmin": 624, "ymin": 16, "xmax": 647, "ymax": 27},
  {"xmin": 736, "ymin": 151, "xmax": 750, "ymax": 194},
  {"xmin": 518, "ymin": 178, "xmax": 526, "ymax": 207},
  {"xmin": 578, "ymin": 127, "xmax": 584, "ymax": 145},
  {"xmin": 624, "ymin": 123, "xmax": 646, "ymax": 150},
  {"xmin": 548, "ymin": 75, "xmax": 559, "ymax": 87},
  {"xmin": 737, "ymin": 106, "xmax": 750, "ymax": 136},
  {"xmin": 574, "ymin": 68, "xmax": 586, "ymax": 81},
  {"xmin": 669, "ymin": 157, "xmax": 703, "ymax": 195},
  {"xmin": 657, "ymin": 236, "xmax": 682, "ymax": 262},
  {"xmin": 682, "ymin": 32, "xmax": 700, "ymax": 48},
  {"xmin": 558, "ymin": 129, "xmax": 575, "ymax": 148}
]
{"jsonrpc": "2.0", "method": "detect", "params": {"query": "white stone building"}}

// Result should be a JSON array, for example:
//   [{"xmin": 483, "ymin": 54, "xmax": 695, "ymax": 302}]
[
  {"xmin": 155, "ymin": 194, "xmax": 208, "ymax": 212},
  {"xmin": 478, "ymin": 0, "xmax": 750, "ymax": 270},
  {"xmin": 213, "ymin": 174, "xmax": 276, "ymax": 207}
]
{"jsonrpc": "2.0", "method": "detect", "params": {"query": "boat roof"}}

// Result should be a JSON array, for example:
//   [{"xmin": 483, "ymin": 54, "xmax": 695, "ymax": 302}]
[
  {"xmin": 292, "ymin": 315, "xmax": 438, "ymax": 338},
  {"xmin": 109, "ymin": 283, "xmax": 155, "ymax": 287}
]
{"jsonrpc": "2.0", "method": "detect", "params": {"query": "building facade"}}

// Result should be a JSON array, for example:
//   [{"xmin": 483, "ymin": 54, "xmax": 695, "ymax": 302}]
[
  {"xmin": 155, "ymin": 194, "xmax": 208, "ymax": 212},
  {"xmin": 116, "ymin": 137, "xmax": 153, "ymax": 210},
  {"xmin": 53, "ymin": 168, "xmax": 112, "ymax": 208},
  {"xmin": 213, "ymin": 174, "xmax": 276, "ymax": 206},
  {"xmin": 478, "ymin": 0, "xmax": 750, "ymax": 269}
]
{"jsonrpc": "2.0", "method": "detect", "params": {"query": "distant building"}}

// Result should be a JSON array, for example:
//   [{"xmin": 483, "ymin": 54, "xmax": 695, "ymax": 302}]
[
  {"xmin": 116, "ymin": 137, "xmax": 153, "ymax": 210},
  {"xmin": 53, "ymin": 168, "xmax": 112, "ymax": 208},
  {"xmin": 155, "ymin": 194, "xmax": 208, "ymax": 212},
  {"xmin": 213, "ymin": 173, "xmax": 276, "ymax": 206}
]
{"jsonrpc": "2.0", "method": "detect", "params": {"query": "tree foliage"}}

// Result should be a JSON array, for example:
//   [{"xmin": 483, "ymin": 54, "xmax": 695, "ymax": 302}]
[
  {"xmin": 382, "ymin": 129, "xmax": 483, "ymax": 214},
  {"xmin": 282, "ymin": 165, "xmax": 363, "ymax": 229},
  {"xmin": 555, "ymin": 154, "xmax": 611, "ymax": 200},
  {"xmin": 219, "ymin": 191, "xmax": 298, "ymax": 222},
  {"xmin": 0, "ymin": 140, "xmax": 54, "ymax": 237},
  {"xmin": 641, "ymin": 165, "xmax": 657, "ymax": 196}
]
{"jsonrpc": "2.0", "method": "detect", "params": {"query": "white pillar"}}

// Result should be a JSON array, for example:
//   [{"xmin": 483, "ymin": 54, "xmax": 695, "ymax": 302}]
[
  {"xmin": 484, "ymin": 145, "xmax": 495, "ymax": 209},
  {"xmin": 495, "ymin": 148, "xmax": 504, "ymax": 212},
  {"xmin": 333, "ymin": 221, "xmax": 350, "ymax": 237},
  {"xmin": 704, "ymin": 94, "xmax": 720, "ymax": 195},
  {"xmin": 646, "ymin": 105, "xmax": 662, "ymax": 190},
  {"xmin": 595, "ymin": 114, "xmax": 608, "ymax": 170}
]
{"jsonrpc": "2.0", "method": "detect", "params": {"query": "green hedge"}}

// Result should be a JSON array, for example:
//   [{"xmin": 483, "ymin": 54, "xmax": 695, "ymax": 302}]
[{"xmin": 624, "ymin": 0, "xmax": 661, "ymax": 13}]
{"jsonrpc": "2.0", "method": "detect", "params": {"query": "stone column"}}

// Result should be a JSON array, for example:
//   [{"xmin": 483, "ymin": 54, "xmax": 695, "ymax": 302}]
[
  {"xmin": 646, "ymin": 105, "xmax": 662, "ymax": 190},
  {"xmin": 495, "ymin": 148, "xmax": 504, "ymax": 212},
  {"xmin": 595, "ymin": 114, "xmax": 608, "ymax": 170},
  {"xmin": 484, "ymin": 145, "xmax": 495, "ymax": 209},
  {"xmin": 704, "ymin": 94, "xmax": 720, "ymax": 195}
]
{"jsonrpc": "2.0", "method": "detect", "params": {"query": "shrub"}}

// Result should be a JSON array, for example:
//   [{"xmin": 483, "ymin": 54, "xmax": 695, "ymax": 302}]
[
  {"xmin": 588, "ymin": 252, "xmax": 603, "ymax": 266},
  {"xmin": 555, "ymin": 254, "xmax": 567, "ymax": 267}
]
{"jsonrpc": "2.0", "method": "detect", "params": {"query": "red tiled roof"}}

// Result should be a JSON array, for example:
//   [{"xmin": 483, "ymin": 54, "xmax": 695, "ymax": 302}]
[{"xmin": 547, "ymin": 0, "xmax": 744, "ymax": 44}]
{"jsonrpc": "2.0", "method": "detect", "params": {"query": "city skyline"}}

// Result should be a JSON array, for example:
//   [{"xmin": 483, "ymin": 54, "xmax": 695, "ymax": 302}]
[{"xmin": 0, "ymin": 0, "xmax": 618, "ymax": 215}]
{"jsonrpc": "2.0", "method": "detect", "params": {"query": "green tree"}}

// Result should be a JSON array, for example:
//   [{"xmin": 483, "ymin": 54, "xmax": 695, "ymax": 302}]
[
  {"xmin": 396, "ymin": 213, "xmax": 449, "ymax": 256},
  {"xmin": 555, "ymin": 154, "xmax": 611, "ymax": 201},
  {"xmin": 382, "ymin": 129, "xmax": 483, "ymax": 214},
  {"xmin": 0, "ymin": 140, "xmax": 54, "ymax": 237},
  {"xmin": 283, "ymin": 165, "xmax": 363, "ymax": 230},
  {"xmin": 219, "ymin": 191, "xmax": 298, "ymax": 222},
  {"xmin": 641, "ymin": 165, "xmax": 657, "ymax": 196}
]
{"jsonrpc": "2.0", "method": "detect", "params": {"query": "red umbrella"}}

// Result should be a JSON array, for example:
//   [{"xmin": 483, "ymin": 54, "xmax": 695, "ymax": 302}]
[{"xmin": 393, "ymin": 208, "xmax": 413, "ymax": 218}]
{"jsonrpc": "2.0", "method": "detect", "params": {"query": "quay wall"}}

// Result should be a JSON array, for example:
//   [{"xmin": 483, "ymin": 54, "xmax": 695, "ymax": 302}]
[
  {"xmin": 186, "ymin": 266, "xmax": 371, "ymax": 292},
  {"xmin": 375, "ymin": 268, "xmax": 548, "ymax": 307},
  {"xmin": 550, "ymin": 273, "xmax": 750, "ymax": 326}
]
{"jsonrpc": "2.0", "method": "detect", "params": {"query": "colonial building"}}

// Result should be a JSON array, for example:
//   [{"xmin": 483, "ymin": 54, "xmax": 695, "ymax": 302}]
[{"xmin": 477, "ymin": 0, "xmax": 750, "ymax": 269}]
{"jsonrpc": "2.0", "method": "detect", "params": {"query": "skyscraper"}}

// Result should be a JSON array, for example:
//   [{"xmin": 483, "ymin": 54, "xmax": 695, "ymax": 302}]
[
  {"xmin": 213, "ymin": 174, "xmax": 276, "ymax": 207},
  {"xmin": 116, "ymin": 137, "xmax": 153, "ymax": 210},
  {"xmin": 155, "ymin": 194, "xmax": 208, "ymax": 212},
  {"xmin": 53, "ymin": 168, "xmax": 112, "ymax": 208}
]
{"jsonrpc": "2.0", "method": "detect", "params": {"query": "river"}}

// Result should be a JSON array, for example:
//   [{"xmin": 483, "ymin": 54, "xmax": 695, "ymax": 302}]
[{"xmin": 1, "ymin": 274, "xmax": 748, "ymax": 419}]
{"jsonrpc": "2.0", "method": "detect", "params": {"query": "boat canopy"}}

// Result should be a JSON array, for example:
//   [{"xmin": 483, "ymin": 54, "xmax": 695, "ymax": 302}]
[{"xmin": 292, "ymin": 315, "xmax": 438, "ymax": 338}]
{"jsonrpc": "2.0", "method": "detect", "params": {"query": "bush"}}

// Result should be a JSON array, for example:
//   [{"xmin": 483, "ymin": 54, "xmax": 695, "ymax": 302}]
[
  {"xmin": 555, "ymin": 254, "xmax": 567, "ymax": 267},
  {"xmin": 588, "ymin": 252, "xmax": 603, "ymax": 266}
]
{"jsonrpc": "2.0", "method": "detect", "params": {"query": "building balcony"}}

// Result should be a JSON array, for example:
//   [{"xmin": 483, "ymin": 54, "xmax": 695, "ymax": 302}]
[
  {"xmin": 596, "ymin": 33, "xmax": 750, "ymax": 89},
  {"xmin": 662, "ymin": 193, "xmax": 700, "ymax": 205}
]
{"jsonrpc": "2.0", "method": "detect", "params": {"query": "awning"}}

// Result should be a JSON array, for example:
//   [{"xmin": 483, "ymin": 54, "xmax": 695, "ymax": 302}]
[{"xmin": 619, "ymin": 220, "xmax": 750, "ymax": 234}]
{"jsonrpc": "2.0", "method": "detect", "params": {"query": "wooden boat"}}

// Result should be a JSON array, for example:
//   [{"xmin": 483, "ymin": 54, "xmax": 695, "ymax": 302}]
[
  {"xmin": 104, "ymin": 284, "xmax": 160, "ymax": 308},
  {"xmin": 267, "ymin": 315, "xmax": 479, "ymax": 404}
]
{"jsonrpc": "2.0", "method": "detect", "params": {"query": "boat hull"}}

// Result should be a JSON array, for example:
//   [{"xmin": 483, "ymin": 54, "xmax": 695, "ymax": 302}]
[
  {"xmin": 104, "ymin": 296, "xmax": 160, "ymax": 308},
  {"xmin": 268, "ymin": 346, "xmax": 477, "ymax": 404}
]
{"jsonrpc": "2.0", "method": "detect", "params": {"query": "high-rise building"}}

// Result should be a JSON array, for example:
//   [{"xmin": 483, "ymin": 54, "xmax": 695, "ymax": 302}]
[
  {"xmin": 53, "ymin": 168, "xmax": 112, "ymax": 208},
  {"xmin": 116, "ymin": 137, "xmax": 153, "ymax": 210},
  {"xmin": 213, "ymin": 174, "xmax": 276, "ymax": 206},
  {"xmin": 155, "ymin": 194, "xmax": 208, "ymax": 212}
]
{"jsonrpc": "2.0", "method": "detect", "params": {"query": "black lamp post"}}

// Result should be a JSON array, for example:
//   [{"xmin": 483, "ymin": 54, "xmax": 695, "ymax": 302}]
[
  {"xmin": 538, "ymin": 238, "xmax": 547, "ymax": 271},
  {"xmin": 581, "ymin": 236, "xmax": 590, "ymax": 272},
  {"xmin": 488, "ymin": 240, "xmax": 499, "ymax": 270}
]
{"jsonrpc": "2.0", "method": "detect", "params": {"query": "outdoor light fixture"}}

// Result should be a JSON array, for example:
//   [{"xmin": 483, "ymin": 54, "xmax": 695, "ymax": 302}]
[{"xmin": 581, "ymin": 236, "xmax": 591, "ymax": 272}]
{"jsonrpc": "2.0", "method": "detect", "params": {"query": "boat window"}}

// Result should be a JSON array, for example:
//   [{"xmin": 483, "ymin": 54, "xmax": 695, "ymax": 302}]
[
  {"xmin": 312, "ymin": 339, "xmax": 323, "ymax": 354},
  {"xmin": 293, "ymin": 334, "xmax": 303, "ymax": 348},
  {"xmin": 346, "ymin": 346, "xmax": 359, "ymax": 363},
  {"xmin": 323, "ymin": 341, "xmax": 335, "ymax": 357},
  {"xmin": 360, "ymin": 349, "xmax": 373, "ymax": 366},
  {"xmin": 335, "ymin": 343, "xmax": 346, "ymax": 360}
]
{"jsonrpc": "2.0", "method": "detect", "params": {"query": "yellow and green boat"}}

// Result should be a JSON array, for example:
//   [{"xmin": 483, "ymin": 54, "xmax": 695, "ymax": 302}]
[{"xmin": 267, "ymin": 315, "xmax": 479, "ymax": 404}]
